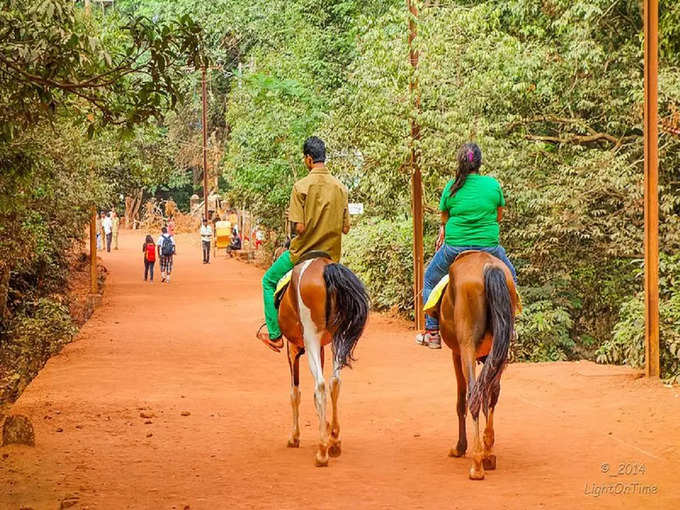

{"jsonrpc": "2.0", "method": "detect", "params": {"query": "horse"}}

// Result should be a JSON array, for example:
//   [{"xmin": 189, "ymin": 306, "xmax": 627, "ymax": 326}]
[
  {"xmin": 276, "ymin": 253, "xmax": 369, "ymax": 467},
  {"xmin": 432, "ymin": 251, "xmax": 519, "ymax": 480}
]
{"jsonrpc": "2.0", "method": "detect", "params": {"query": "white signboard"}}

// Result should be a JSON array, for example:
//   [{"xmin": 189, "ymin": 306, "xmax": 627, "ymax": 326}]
[{"xmin": 348, "ymin": 203, "xmax": 364, "ymax": 215}]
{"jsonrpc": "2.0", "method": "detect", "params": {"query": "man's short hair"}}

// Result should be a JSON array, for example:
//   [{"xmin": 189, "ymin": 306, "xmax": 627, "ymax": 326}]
[
  {"xmin": 162, "ymin": 227, "xmax": 168, "ymax": 234},
  {"xmin": 303, "ymin": 136, "xmax": 326, "ymax": 163}
]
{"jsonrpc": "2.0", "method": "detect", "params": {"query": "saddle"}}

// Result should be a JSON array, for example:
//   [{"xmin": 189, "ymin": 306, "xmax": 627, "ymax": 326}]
[{"xmin": 274, "ymin": 251, "xmax": 332, "ymax": 309}]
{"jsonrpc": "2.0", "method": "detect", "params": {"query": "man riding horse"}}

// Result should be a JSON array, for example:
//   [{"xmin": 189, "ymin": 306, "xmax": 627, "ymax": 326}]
[{"xmin": 257, "ymin": 136, "xmax": 351, "ymax": 351}]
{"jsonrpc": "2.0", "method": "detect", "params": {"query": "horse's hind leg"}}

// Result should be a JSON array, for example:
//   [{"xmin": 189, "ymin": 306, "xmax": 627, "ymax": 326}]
[
  {"xmin": 449, "ymin": 352, "xmax": 467, "ymax": 458},
  {"xmin": 328, "ymin": 357, "xmax": 342, "ymax": 458},
  {"xmin": 286, "ymin": 341, "xmax": 303, "ymax": 448},
  {"xmin": 462, "ymin": 351, "xmax": 484, "ymax": 480},
  {"xmin": 482, "ymin": 380, "xmax": 500, "ymax": 470}
]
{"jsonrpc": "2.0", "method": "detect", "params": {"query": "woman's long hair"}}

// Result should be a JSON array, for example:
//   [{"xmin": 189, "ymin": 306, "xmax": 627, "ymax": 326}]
[
  {"xmin": 145, "ymin": 235, "xmax": 154, "ymax": 245},
  {"xmin": 449, "ymin": 142, "xmax": 482, "ymax": 197}
]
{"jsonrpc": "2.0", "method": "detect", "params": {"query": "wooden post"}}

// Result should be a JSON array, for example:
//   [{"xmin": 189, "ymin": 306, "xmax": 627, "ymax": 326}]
[
  {"xmin": 202, "ymin": 66, "xmax": 209, "ymax": 222},
  {"xmin": 644, "ymin": 0, "xmax": 660, "ymax": 377},
  {"xmin": 90, "ymin": 207, "xmax": 97, "ymax": 294},
  {"xmin": 408, "ymin": 0, "xmax": 424, "ymax": 330}
]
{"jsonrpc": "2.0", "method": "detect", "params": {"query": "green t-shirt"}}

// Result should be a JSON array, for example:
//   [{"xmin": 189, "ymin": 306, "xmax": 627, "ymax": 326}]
[{"xmin": 439, "ymin": 174, "xmax": 505, "ymax": 247}]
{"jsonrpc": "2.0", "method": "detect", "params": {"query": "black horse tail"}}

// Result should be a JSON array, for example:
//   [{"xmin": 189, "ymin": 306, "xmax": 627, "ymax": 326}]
[
  {"xmin": 323, "ymin": 263, "xmax": 369, "ymax": 370},
  {"xmin": 469, "ymin": 265, "xmax": 514, "ymax": 419}
]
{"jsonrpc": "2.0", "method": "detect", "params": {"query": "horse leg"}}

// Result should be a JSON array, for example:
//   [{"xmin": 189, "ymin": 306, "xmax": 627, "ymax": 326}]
[
  {"xmin": 328, "ymin": 358, "xmax": 342, "ymax": 458},
  {"xmin": 286, "ymin": 341, "xmax": 303, "ymax": 448},
  {"xmin": 463, "ymin": 351, "xmax": 484, "ymax": 480},
  {"xmin": 448, "ymin": 352, "xmax": 467, "ymax": 458},
  {"xmin": 305, "ymin": 336, "xmax": 329, "ymax": 467},
  {"xmin": 482, "ymin": 380, "xmax": 500, "ymax": 470}
]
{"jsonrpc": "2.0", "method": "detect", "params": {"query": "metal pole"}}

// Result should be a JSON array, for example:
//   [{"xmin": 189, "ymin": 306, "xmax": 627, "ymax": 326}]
[
  {"xmin": 90, "ymin": 207, "xmax": 97, "ymax": 294},
  {"xmin": 408, "ymin": 0, "xmax": 424, "ymax": 330},
  {"xmin": 644, "ymin": 0, "xmax": 660, "ymax": 377},
  {"xmin": 202, "ymin": 66, "xmax": 209, "ymax": 221}
]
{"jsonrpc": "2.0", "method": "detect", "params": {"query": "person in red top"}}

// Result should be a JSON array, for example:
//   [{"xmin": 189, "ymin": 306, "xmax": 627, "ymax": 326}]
[{"xmin": 142, "ymin": 235, "xmax": 156, "ymax": 282}]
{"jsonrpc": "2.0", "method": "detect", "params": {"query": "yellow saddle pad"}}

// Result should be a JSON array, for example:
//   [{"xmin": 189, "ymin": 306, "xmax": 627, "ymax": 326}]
[
  {"xmin": 274, "ymin": 270, "xmax": 293, "ymax": 301},
  {"xmin": 422, "ymin": 274, "xmax": 522, "ymax": 316},
  {"xmin": 423, "ymin": 274, "xmax": 449, "ymax": 314}
]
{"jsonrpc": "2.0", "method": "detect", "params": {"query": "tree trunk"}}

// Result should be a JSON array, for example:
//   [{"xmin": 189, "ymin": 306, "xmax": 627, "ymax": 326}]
[
  {"xmin": 0, "ymin": 261, "xmax": 11, "ymax": 325},
  {"xmin": 124, "ymin": 189, "xmax": 144, "ymax": 229}
]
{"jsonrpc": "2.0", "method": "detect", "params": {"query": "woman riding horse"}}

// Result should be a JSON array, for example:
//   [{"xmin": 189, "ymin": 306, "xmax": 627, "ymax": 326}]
[{"xmin": 416, "ymin": 142, "xmax": 517, "ymax": 349}]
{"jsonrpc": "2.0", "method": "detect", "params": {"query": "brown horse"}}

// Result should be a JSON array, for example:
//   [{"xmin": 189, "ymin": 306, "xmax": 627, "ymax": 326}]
[
  {"xmin": 277, "ymin": 255, "xmax": 369, "ymax": 466},
  {"xmin": 434, "ymin": 251, "xmax": 519, "ymax": 480}
]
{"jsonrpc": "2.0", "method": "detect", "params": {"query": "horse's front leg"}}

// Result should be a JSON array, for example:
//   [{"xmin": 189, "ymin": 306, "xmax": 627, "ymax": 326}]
[
  {"xmin": 286, "ymin": 341, "xmax": 303, "ymax": 448},
  {"xmin": 328, "ymin": 357, "xmax": 342, "ymax": 458}
]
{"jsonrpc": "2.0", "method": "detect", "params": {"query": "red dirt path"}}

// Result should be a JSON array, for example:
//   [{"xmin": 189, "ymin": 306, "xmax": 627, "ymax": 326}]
[{"xmin": 1, "ymin": 230, "xmax": 678, "ymax": 509}]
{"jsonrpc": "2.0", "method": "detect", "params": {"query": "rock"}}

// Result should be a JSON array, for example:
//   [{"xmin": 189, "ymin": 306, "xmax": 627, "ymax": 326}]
[
  {"xmin": 60, "ymin": 495, "xmax": 80, "ymax": 508},
  {"xmin": 144, "ymin": 420, "xmax": 152, "ymax": 425},
  {"xmin": 146, "ymin": 433, "xmax": 153, "ymax": 438},
  {"xmin": 2, "ymin": 414, "xmax": 35, "ymax": 446},
  {"xmin": 56, "ymin": 427, "xmax": 64, "ymax": 433},
  {"xmin": 180, "ymin": 411, "xmax": 190, "ymax": 417},
  {"xmin": 139, "ymin": 411, "xmax": 154, "ymax": 419}
]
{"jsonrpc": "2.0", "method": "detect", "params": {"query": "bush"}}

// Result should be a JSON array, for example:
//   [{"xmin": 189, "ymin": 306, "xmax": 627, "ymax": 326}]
[
  {"xmin": 342, "ymin": 218, "xmax": 436, "ymax": 317},
  {"xmin": 513, "ymin": 300, "xmax": 575, "ymax": 362},
  {"xmin": 597, "ymin": 255, "xmax": 680, "ymax": 383}
]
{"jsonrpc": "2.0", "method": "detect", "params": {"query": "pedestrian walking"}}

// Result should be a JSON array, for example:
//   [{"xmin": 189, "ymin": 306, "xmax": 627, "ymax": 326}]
[
  {"xmin": 99, "ymin": 211, "xmax": 106, "ymax": 249},
  {"xmin": 200, "ymin": 218, "xmax": 213, "ymax": 264},
  {"xmin": 111, "ymin": 210, "xmax": 120, "ymax": 250},
  {"xmin": 102, "ymin": 212, "xmax": 113, "ymax": 252},
  {"xmin": 142, "ymin": 235, "xmax": 156, "ymax": 282},
  {"xmin": 156, "ymin": 226, "xmax": 176, "ymax": 283},
  {"xmin": 95, "ymin": 213, "xmax": 102, "ymax": 250}
]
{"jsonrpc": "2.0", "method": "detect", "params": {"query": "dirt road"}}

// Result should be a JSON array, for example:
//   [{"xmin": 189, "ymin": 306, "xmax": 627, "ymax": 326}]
[{"xmin": 1, "ymin": 230, "xmax": 678, "ymax": 509}]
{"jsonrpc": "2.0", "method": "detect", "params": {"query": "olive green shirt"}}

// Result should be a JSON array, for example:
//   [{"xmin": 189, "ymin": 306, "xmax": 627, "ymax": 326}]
[{"xmin": 288, "ymin": 166, "xmax": 350, "ymax": 263}]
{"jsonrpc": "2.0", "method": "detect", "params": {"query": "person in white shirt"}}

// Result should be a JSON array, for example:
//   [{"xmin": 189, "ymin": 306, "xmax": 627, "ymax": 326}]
[
  {"xmin": 102, "ymin": 213, "xmax": 113, "ymax": 252},
  {"xmin": 200, "ymin": 218, "xmax": 213, "ymax": 264},
  {"xmin": 156, "ymin": 226, "xmax": 176, "ymax": 283}
]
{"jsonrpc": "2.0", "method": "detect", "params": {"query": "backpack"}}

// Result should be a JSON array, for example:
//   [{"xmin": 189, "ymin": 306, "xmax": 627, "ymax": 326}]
[
  {"xmin": 145, "ymin": 243, "xmax": 156, "ymax": 262},
  {"xmin": 161, "ymin": 235, "xmax": 174, "ymax": 257}
]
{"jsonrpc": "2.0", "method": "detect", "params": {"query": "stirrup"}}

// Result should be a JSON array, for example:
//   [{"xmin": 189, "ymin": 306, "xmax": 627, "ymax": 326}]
[{"xmin": 256, "ymin": 323, "xmax": 283, "ymax": 352}]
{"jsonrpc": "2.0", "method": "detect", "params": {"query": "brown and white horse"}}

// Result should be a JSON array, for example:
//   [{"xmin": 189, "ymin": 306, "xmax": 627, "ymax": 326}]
[
  {"xmin": 433, "ymin": 251, "xmax": 520, "ymax": 480},
  {"xmin": 277, "ymin": 255, "xmax": 369, "ymax": 466}
]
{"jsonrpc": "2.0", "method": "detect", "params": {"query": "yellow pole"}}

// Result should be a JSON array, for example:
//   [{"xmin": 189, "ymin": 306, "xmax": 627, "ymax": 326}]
[{"xmin": 643, "ymin": 0, "xmax": 660, "ymax": 377}]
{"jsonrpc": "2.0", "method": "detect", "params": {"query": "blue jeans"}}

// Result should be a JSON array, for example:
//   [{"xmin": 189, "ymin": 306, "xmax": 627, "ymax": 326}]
[{"xmin": 423, "ymin": 245, "xmax": 517, "ymax": 330}]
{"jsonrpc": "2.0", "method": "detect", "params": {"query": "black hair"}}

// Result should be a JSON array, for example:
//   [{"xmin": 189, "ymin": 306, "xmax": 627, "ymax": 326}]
[
  {"xmin": 145, "ymin": 235, "xmax": 154, "ymax": 245},
  {"xmin": 450, "ymin": 142, "xmax": 482, "ymax": 197},
  {"xmin": 303, "ymin": 136, "xmax": 326, "ymax": 163},
  {"xmin": 161, "ymin": 226, "xmax": 168, "ymax": 234}
]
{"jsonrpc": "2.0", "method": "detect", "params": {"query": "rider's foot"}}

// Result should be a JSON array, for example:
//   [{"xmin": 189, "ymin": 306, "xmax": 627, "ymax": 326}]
[
  {"xmin": 415, "ymin": 330, "xmax": 441, "ymax": 349},
  {"xmin": 256, "ymin": 324, "xmax": 283, "ymax": 352}
]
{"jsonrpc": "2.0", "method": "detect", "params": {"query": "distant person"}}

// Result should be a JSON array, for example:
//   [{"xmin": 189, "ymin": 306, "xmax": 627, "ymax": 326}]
[
  {"xmin": 102, "ymin": 212, "xmax": 113, "ymax": 252},
  {"xmin": 156, "ymin": 226, "xmax": 176, "ymax": 283},
  {"xmin": 95, "ymin": 213, "xmax": 102, "ymax": 250},
  {"xmin": 229, "ymin": 210, "xmax": 239, "ymax": 234},
  {"xmin": 111, "ymin": 210, "xmax": 120, "ymax": 250},
  {"xmin": 200, "ymin": 218, "xmax": 213, "ymax": 264},
  {"xmin": 227, "ymin": 228, "xmax": 241, "ymax": 257},
  {"xmin": 167, "ymin": 215, "xmax": 176, "ymax": 237},
  {"xmin": 254, "ymin": 226, "xmax": 265, "ymax": 250},
  {"xmin": 142, "ymin": 235, "xmax": 156, "ymax": 282},
  {"xmin": 99, "ymin": 211, "xmax": 106, "ymax": 249}
]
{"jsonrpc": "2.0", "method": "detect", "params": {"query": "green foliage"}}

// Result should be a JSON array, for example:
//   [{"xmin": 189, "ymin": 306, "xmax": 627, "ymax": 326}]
[
  {"xmin": 597, "ymin": 255, "xmax": 680, "ymax": 383},
  {"xmin": 342, "ymin": 218, "xmax": 435, "ymax": 317},
  {"xmin": 514, "ymin": 300, "xmax": 575, "ymax": 362}
]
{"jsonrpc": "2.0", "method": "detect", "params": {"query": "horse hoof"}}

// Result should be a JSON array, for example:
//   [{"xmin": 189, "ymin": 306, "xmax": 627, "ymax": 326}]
[
  {"xmin": 287, "ymin": 438, "xmax": 300, "ymax": 448},
  {"xmin": 449, "ymin": 447, "xmax": 466, "ymax": 458},
  {"xmin": 469, "ymin": 467, "xmax": 485, "ymax": 480},
  {"xmin": 328, "ymin": 442, "xmax": 342, "ymax": 458},
  {"xmin": 315, "ymin": 454, "xmax": 329, "ymax": 467},
  {"xmin": 483, "ymin": 455, "xmax": 496, "ymax": 470}
]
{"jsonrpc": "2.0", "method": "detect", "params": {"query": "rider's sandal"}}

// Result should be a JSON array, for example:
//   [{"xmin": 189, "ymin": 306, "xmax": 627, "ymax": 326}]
[{"xmin": 256, "ymin": 323, "xmax": 284, "ymax": 353}]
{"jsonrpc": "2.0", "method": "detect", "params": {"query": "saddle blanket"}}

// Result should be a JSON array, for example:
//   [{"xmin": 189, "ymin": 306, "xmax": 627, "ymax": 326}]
[
  {"xmin": 422, "ymin": 273, "xmax": 522, "ymax": 315},
  {"xmin": 275, "ymin": 269, "xmax": 293, "ymax": 301}
]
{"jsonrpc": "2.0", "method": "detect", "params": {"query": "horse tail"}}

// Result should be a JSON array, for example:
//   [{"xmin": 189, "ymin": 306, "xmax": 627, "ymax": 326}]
[
  {"xmin": 469, "ymin": 265, "xmax": 514, "ymax": 418},
  {"xmin": 323, "ymin": 263, "xmax": 369, "ymax": 369}
]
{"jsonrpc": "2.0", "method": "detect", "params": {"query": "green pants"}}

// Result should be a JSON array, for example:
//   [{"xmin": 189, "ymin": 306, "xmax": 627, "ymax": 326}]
[{"xmin": 262, "ymin": 250, "xmax": 294, "ymax": 339}]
